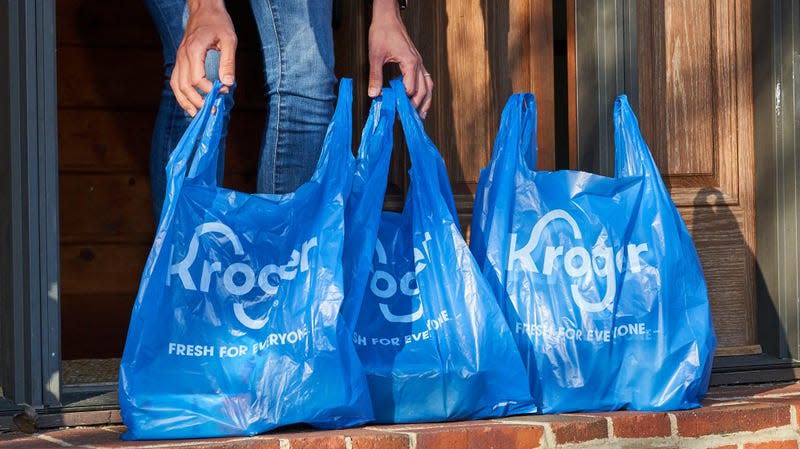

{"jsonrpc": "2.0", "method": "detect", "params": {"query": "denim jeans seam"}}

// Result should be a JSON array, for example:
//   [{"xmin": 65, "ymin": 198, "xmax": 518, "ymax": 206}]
[
  {"xmin": 154, "ymin": 1, "xmax": 182, "ymax": 63},
  {"xmin": 266, "ymin": 0, "xmax": 286, "ymax": 194}
]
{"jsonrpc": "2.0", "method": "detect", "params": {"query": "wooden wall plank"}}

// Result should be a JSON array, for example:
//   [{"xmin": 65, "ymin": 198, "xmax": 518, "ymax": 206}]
[
  {"xmin": 57, "ymin": 46, "xmax": 267, "ymax": 110},
  {"xmin": 61, "ymin": 244, "xmax": 151, "ymax": 296},
  {"xmin": 332, "ymin": 0, "xmax": 370, "ymax": 142},
  {"xmin": 527, "ymin": 0, "xmax": 555, "ymax": 170},
  {"xmin": 56, "ymin": 0, "xmax": 261, "ymax": 49},
  {"xmin": 61, "ymin": 295, "xmax": 134, "ymax": 360},
  {"xmin": 59, "ymin": 173, "xmax": 257, "ymax": 245},
  {"xmin": 58, "ymin": 110, "xmax": 152, "ymax": 172},
  {"xmin": 57, "ymin": 47, "xmax": 163, "ymax": 109},
  {"xmin": 56, "ymin": 0, "xmax": 158, "ymax": 48},
  {"xmin": 59, "ymin": 174, "xmax": 155, "ymax": 243},
  {"xmin": 58, "ymin": 109, "xmax": 263, "ymax": 174}
]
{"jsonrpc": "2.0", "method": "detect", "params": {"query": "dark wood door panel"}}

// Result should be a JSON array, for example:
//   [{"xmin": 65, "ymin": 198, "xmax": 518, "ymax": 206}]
[{"xmin": 637, "ymin": 0, "xmax": 756, "ymax": 351}]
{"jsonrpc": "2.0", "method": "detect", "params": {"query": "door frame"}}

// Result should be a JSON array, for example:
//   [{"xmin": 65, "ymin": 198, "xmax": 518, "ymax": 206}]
[
  {"xmin": 0, "ymin": 0, "xmax": 61, "ymax": 411},
  {"xmin": 753, "ymin": 0, "xmax": 800, "ymax": 361}
]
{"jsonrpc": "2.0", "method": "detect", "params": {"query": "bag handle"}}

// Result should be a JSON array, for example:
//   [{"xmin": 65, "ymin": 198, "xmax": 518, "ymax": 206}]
[
  {"xmin": 302, "ymin": 78, "xmax": 354, "ymax": 186},
  {"xmin": 158, "ymin": 82, "xmax": 227, "ymax": 222},
  {"xmin": 186, "ymin": 83, "xmax": 229, "ymax": 185},
  {"xmin": 390, "ymin": 78, "xmax": 459, "ymax": 224},
  {"xmin": 495, "ymin": 93, "xmax": 538, "ymax": 173},
  {"xmin": 614, "ymin": 94, "xmax": 657, "ymax": 179},
  {"xmin": 341, "ymin": 86, "xmax": 396, "ymax": 328},
  {"xmin": 353, "ymin": 86, "xmax": 396, "ymax": 187},
  {"xmin": 518, "ymin": 93, "xmax": 538, "ymax": 172}
]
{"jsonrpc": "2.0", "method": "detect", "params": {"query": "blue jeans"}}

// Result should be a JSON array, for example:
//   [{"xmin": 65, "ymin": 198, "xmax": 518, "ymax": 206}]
[{"xmin": 145, "ymin": 0, "xmax": 337, "ymax": 216}]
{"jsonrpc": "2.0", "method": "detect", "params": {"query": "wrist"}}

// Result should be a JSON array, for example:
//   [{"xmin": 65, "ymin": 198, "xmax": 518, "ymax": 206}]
[
  {"xmin": 372, "ymin": 0, "xmax": 402, "ymax": 20},
  {"xmin": 187, "ymin": 0, "xmax": 227, "ymax": 14}
]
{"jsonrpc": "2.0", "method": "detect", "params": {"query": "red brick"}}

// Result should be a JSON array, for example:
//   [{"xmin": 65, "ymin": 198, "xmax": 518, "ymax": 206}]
[
  {"xmin": 414, "ymin": 427, "xmax": 469, "ymax": 449},
  {"xmin": 413, "ymin": 424, "xmax": 543, "ymax": 449},
  {"xmin": 283, "ymin": 428, "xmax": 409, "ymax": 449},
  {"xmin": 181, "ymin": 439, "xmax": 280, "ymax": 449},
  {"xmin": 497, "ymin": 414, "xmax": 607, "ymax": 445},
  {"xmin": 674, "ymin": 402, "xmax": 791, "ymax": 437},
  {"xmin": 278, "ymin": 431, "xmax": 347, "ymax": 449},
  {"xmin": 464, "ymin": 425, "xmax": 543, "ymax": 449},
  {"xmin": 587, "ymin": 411, "xmax": 670, "ymax": 438},
  {"xmin": 549, "ymin": 417, "xmax": 608, "ymax": 445},
  {"xmin": 349, "ymin": 431, "xmax": 409, "ymax": 449},
  {"xmin": 744, "ymin": 441, "xmax": 799, "ymax": 449}
]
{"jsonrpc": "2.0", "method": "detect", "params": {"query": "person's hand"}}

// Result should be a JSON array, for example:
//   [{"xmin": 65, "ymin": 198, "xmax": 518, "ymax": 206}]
[
  {"xmin": 171, "ymin": 0, "xmax": 237, "ymax": 116},
  {"xmin": 368, "ymin": 0, "xmax": 433, "ymax": 119}
]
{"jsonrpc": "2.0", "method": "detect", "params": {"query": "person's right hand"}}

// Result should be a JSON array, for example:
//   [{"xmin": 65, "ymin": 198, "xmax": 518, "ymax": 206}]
[{"xmin": 171, "ymin": 0, "xmax": 237, "ymax": 116}]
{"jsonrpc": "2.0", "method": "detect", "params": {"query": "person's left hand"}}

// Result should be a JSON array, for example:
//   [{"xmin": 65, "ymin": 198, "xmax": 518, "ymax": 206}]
[{"xmin": 368, "ymin": 0, "xmax": 433, "ymax": 118}]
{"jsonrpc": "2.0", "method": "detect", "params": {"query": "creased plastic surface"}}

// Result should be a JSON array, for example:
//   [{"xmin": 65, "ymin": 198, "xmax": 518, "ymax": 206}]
[
  {"xmin": 470, "ymin": 93, "xmax": 716, "ymax": 413},
  {"xmin": 342, "ymin": 80, "xmax": 536, "ymax": 424},
  {"xmin": 119, "ymin": 79, "xmax": 373, "ymax": 440}
]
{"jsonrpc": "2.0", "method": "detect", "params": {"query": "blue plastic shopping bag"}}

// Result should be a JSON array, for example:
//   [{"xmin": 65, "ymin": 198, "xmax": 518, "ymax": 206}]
[
  {"xmin": 471, "ymin": 93, "xmax": 716, "ymax": 413},
  {"xmin": 119, "ymin": 79, "xmax": 373, "ymax": 440},
  {"xmin": 342, "ymin": 80, "xmax": 536, "ymax": 423}
]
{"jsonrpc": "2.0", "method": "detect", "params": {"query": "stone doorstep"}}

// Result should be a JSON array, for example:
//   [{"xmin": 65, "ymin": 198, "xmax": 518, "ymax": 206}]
[{"xmin": 4, "ymin": 382, "xmax": 800, "ymax": 449}]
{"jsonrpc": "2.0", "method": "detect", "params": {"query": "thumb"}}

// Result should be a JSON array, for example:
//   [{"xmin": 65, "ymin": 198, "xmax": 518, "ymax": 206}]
[
  {"xmin": 368, "ymin": 55, "xmax": 384, "ymax": 97},
  {"xmin": 218, "ymin": 35, "xmax": 237, "ymax": 86}
]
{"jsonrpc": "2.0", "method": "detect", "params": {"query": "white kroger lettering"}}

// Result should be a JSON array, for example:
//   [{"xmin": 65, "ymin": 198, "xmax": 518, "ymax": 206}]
[
  {"xmin": 223, "ymin": 263, "xmax": 256, "ymax": 296},
  {"xmin": 370, "ymin": 233, "xmax": 431, "ymax": 323},
  {"xmin": 251, "ymin": 327, "xmax": 309, "ymax": 354},
  {"xmin": 233, "ymin": 301, "xmax": 268, "ymax": 330},
  {"xmin": 167, "ymin": 221, "xmax": 317, "ymax": 329},
  {"xmin": 508, "ymin": 210, "xmax": 581, "ymax": 272},
  {"xmin": 168, "ymin": 222, "xmax": 244, "ymax": 289},
  {"xmin": 425, "ymin": 310, "xmax": 450, "ymax": 330},
  {"xmin": 516, "ymin": 321, "xmax": 648, "ymax": 342},
  {"xmin": 507, "ymin": 209, "xmax": 649, "ymax": 313},
  {"xmin": 168, "ymin": 342, "xmax": 215, "ymax": 357},
  {"xmin": 200, "ymin": 261, "xmax": 222, "ymax": 292},
  {"xmin": 219, "ymin": 345, "xmax": 248, "ymax": 357}
]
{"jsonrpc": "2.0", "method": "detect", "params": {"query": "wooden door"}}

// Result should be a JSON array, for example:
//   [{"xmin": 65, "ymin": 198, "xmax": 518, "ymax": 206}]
[{"xmin": 636, "ymin": 0, "xmax": 758, "ymax": 355}]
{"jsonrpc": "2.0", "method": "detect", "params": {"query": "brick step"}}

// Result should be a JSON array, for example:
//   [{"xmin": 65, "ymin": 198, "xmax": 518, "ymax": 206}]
[{"xmin": 4, "ymin": 382, "xmax": 800, "ymax": 448}]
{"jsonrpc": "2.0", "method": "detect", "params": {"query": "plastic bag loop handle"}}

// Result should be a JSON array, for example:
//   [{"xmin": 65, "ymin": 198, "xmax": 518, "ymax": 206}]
[
  {"xmin": 390, "ymin": 78, "xmax": 459, "ymax": 224},
  {"xmin": 614, "ymin": 94, "xmax": 654, "ymax": 179}
]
